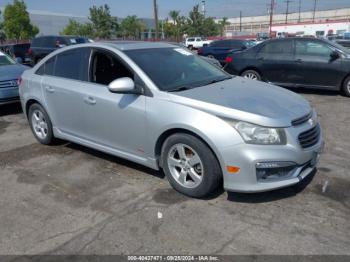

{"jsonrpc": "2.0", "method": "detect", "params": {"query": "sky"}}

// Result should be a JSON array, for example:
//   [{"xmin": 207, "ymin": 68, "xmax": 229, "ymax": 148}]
[{"xmin": 0, "ymin": 0, "xmax": 350, "ymax": 19}]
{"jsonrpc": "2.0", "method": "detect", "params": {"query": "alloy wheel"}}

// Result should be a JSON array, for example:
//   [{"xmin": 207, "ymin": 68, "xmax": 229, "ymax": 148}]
[
  {"xmin": 31, "ymin": 109, "xmax": 48, "ymax": 140},
  {"xmin": 167, "ymin": 143, "xmax": 204, "ymax": 188},
  {"xmin": 244, "ymin": 73, "xmax": 258, "ymax": 80}
]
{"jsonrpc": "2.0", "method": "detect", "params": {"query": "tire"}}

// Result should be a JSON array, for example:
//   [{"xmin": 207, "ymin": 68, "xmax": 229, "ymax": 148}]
[
  {"xmin": 161, "ymin": 133, "xmax": 222, "ymax": 198},
  {"xmin": 28, "ymin": 103, "xmax": 56, "ymax": 145},
  {"xmin": 188, "ymin": 45, "xmax": 194, "ymax": 50},
  {"xmin": 241, "ymin": 69, "xmax": 261, "ymax": 81},
  {"xmin": 207, "ymin": 54, "xmax": 215, "ymax": 59},
  {"xmin": 342, "ymin": 76, "xmax": 350, "ymax": 97}
]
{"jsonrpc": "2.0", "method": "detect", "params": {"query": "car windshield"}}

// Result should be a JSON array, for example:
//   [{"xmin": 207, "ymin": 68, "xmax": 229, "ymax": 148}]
[
  {"xmin": 125, "ymin": 47, "xmax": 230, "ymax": 92},
  {"xmin": 0, "ymin": 53, "xmax": 16, "ymax": 66}
]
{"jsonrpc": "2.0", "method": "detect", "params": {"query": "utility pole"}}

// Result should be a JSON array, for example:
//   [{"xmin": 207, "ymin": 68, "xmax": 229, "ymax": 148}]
[
  {"xmin": 284, "ymin": 0, "xmax": 292, "ymax": 24},
  {"xmin": 312, "ymin": 0, "xmax": 317, "ymax": 23},
  {"xmin": 298, "ymin": 0, "xmax": 301, "ymax": 23},
  {"xmin": 201, "ymin": 1, "xmax": 206, "ymax": 17},
  {"xmin": 269, "ymin": 0, "xmax": 275, "ymax": 38},
  {"xmin": 153, "ymin": 0, "xmax": 159, "ymax": 40},
  {"xmin": 239, "ymin": 11, "xmax": 242, "ymax": 32}
]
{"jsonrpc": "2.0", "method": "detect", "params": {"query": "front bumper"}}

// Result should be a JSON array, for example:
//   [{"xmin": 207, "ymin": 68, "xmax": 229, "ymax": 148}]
[
  {"xmin": 221, "ymin": 125, "xmax": 324, "ymax": 193},
  {"xmin": 0, "ymin": 87, "xmax": 19, "ymax": 105}
]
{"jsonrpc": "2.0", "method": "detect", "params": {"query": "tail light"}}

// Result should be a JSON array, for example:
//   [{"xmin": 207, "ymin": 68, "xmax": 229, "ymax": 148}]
[
  {"xmin": 225, "ymin": 56, "xmax": 233, "ymax": 63},
  {"xmin": 28, "ymin": 48, "xmax": 32, "ymax": 55},
  {"xmin": 17, "ymin": 76, "xmax": 23, "ymax": 87},
  {"xmin": 197, "ymin": 48, "xmax": 203, "ymax": 54}
]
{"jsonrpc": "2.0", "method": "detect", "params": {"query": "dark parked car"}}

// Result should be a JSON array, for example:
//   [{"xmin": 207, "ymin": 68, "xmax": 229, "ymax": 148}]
[
  {"xmin": 224, "ymin": 37, "xmax": 350, "ymax": 97},
  {"xmin": 0, "ymin": 43, "xmax": 31, "ymax": 65},
  {"xmin": 197, "ymin": 39, "xmax": 255, "ymax": 64},
  {"xmin": 29, "ymin": 35, "xmax": 90, "ymax": 65}
]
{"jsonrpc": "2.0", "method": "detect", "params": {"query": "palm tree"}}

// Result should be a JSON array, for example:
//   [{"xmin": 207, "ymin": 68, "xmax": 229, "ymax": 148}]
[
  {"xmin": 219, "ymin": 17, "xmax": 230, "ymax": 37},
  {"xmin": 169, "ymin": 10, "xmax": 180, "ymax": 41}
]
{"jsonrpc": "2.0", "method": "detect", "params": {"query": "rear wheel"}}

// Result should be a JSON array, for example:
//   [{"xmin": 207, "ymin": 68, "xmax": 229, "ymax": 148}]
[
  {"xmin": 188, "ymin": 45, "xmax": 194, "ymax": 50},
  {"xmin": 28, "ymin": 103, "xmax": 56, "ymax": 145},
  {"xmin": 207, "ymin": 55, "xmax": 215, "ymax": 59},
  {"xmin": 342, "ymin": 76, "xmax": 350, "ymax": 97},
  {"xmin": 241, "ymin": 69, "xmax": 261, "ymax": 81},
  {"xmin": 161, "ymin": 133, "xmax": 222, "ymax": 198}
]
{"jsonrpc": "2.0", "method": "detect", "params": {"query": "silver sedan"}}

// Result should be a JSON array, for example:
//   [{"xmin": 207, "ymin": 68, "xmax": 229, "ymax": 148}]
[{"xmin": 19, "ymin": 42, "xmax": 324, "ymax": 198}]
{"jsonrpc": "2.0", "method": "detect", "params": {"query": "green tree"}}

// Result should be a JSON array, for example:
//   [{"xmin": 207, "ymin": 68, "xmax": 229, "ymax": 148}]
[
  {"xmin": 61, "ymin": 19, "xmax": 93, "ymax": 37},
  {"xmin": 168, "ymin": 10, "xmax": 186, "ymax": 41},
  {"xmin": 2, "ymin": 0, "xmax": 39, "ymax": 41},
  {"xmin": 89, "ymin": 4, "xmax": 118, "ymax": 39},
  {"xmin": 120, "ymin": 15, "xmax": 145, "ymax": 39},
  {"xmin": 218, "ymin": 17, "xmax": 230, "ymax": 37}
]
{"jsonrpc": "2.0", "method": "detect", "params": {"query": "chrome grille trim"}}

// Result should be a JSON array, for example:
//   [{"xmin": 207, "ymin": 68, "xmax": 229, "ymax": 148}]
[
  {"xmin": 298, "ymin": 124, "xmax": 321, "ymax": 148},
  {"xmin": 292, "ymin": 111, "xmax": 313, "ymax": 126},
  {"xmin": 0, "ymin": 79, "xmax": 18, "ymax": 89}
]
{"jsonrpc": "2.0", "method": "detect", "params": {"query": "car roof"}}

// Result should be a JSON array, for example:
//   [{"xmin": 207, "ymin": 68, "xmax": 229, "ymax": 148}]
[{"xmin": 95, "ymin": 41, "xmax": 178, "ymax": 51}]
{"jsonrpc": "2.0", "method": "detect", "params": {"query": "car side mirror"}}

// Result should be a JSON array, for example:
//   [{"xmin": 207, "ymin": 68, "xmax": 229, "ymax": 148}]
[
  {"xmin": 330, "ymin": 51, "xmax": 340, "ymax": 60},
  {"xmin": 108, "ymin": 77, "xmax": 136, "ymax": 93}
]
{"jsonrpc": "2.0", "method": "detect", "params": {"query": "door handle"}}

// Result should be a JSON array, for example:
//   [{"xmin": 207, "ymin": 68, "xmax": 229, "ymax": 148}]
[
  {"xmin": 295, "ymin": 59, "xmax": 303, "ymax": 63},
  {"xmin": 45, "ymin": 85, "xmax": 55, "ymax": 93},
  {"xmin": 84, "ymin": 96, "xmax": 96, "ymax": 105}
]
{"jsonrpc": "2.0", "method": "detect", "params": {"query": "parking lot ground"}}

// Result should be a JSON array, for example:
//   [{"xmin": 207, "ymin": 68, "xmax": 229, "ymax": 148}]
[{"xmin": 0, "ymin": 90, "xmax": 349, "ymax": 255}]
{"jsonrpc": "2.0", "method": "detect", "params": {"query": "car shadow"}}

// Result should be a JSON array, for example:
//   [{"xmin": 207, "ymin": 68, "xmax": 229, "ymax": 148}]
[
  {"xmin": 226, "ymin": 169, "xmax": 316, "ymax": 203},
  {"xmin": 66, "ymin": 142, "xmax": 165, "ymax": 180},
  {"xmin": 0, "ymin": 103, "xmax": 23, "ymax": 117}
]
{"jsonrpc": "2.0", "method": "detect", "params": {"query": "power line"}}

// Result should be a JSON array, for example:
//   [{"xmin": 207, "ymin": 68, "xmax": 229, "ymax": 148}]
[{"xmin": 298, "ymin": 0, "xmax": 301, "ymax": 23}]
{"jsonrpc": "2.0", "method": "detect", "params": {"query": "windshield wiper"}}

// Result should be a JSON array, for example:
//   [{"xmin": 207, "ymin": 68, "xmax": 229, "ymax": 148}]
[{"xmin": 168, "ymin": 86, "xmax": 193, "ymax": 92}]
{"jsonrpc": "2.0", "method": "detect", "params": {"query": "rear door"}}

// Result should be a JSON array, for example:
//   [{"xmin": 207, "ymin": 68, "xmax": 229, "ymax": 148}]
[
  {"xmin": 42, "ymin": 47, "xmax": 91, "ymax": 136},
  {"xmin": 293, "ymin": 39, "xmax": 344, "ymax": 88},
  {"xmin": 256, "ymin": 39, "xmax": 295, "ymax": 84}
]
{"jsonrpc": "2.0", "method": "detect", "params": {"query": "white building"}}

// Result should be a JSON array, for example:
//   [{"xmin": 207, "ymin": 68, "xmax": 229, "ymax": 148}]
[{"xmin": 222, "ymin": 7, "xmax": 350, "ymax": 37}]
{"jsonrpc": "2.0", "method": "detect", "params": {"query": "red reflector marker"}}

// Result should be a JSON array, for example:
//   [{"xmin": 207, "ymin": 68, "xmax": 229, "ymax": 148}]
[{"xmin": 225, "ymin": 56, "xmax": 233, "ymax": 63}]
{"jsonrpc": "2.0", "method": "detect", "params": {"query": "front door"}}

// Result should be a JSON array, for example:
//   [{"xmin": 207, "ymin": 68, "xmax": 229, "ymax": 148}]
[
  {"xmin": 81, "ymin": 48, "xmax": 147, "ymax": 158},
  {"xmin": 293, "ymin": 39, "xmax": 343, "ymax": 88}
]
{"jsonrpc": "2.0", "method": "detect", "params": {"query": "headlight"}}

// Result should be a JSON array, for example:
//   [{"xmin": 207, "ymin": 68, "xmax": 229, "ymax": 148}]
[{"xmin": 225, "ymin": 120, "xmax": 286, "ymax": 145}]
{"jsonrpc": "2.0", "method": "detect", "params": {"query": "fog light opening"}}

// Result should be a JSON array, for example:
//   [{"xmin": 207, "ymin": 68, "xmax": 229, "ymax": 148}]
[{"xmin": 256, "ymin": 162, "xmax": 297, "ymax": 181}]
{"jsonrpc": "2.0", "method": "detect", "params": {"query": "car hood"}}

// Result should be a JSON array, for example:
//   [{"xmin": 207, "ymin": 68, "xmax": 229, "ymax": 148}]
[
  {"xmin": 169, "ymin": 77, "xmax": 311, "ymax": 127},
  {"xmin": 0, "ymin": 64, "xmax": 29, "ymax": 81}
]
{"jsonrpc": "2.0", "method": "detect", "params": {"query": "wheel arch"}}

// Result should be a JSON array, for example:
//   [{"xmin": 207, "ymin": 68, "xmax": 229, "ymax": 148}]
[
  {"xmin": 25, "ymin": 99, "xmax": 42, "ymax": 118},
  {"xmin": 340, "ymin": 73, "xmax": 350, "ymax": 91},
  {"xmin": 154, "ymin": 128, "xmax": 222, "ymax": 171},
  {"xmin": 239, "ymin": 67, "xmax": 264, "ymax": 80}
]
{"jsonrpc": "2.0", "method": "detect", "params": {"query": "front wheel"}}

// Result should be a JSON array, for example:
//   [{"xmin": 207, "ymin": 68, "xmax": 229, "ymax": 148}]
[
  {"xmin": 241, "ymin": 69, "xmax": 261, "ymax": 81},
  {"xmin": 342, "ymin": 76, "xmax": 350, "ymax": 97},
  {"xmin": 161, "ymin": 133, "xmax": 222, "ymax": 198}
]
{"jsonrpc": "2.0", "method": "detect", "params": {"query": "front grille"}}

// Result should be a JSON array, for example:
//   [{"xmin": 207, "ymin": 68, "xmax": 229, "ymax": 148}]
[
  {"xmin": 298, "ymin": 124, "xmax": 321, "ymax": 148},
  {"xmin": 0, "ymin": 79, "xmax": 18, "ymax": 89},
  {"xmin": 292, "ymin": 112, "xmax": 312, "ymax": 126}
]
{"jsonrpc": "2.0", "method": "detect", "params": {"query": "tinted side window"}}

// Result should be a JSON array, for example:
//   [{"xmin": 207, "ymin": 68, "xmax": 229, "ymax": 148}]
[
  {"xmin": 31, "ymin": 38, "xmax": 43, "ymax": 47},
  {"xmin": 36, "ymin": 56, "xmax": 56, "ymax": 76},
  {"xmin": 260, "ymin": 40, "xmax": 293, "ymax": 54},
  {"xmin": 54, "ymin": 48, "xmax": 90, "ymax": 81},
  {"xmin": 295, "ymin": 40, "xmax": 332, "ymax": 57},
  {"xmin": 230, "ymin": 41, "xmax": 244, "ymax": 49}
]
